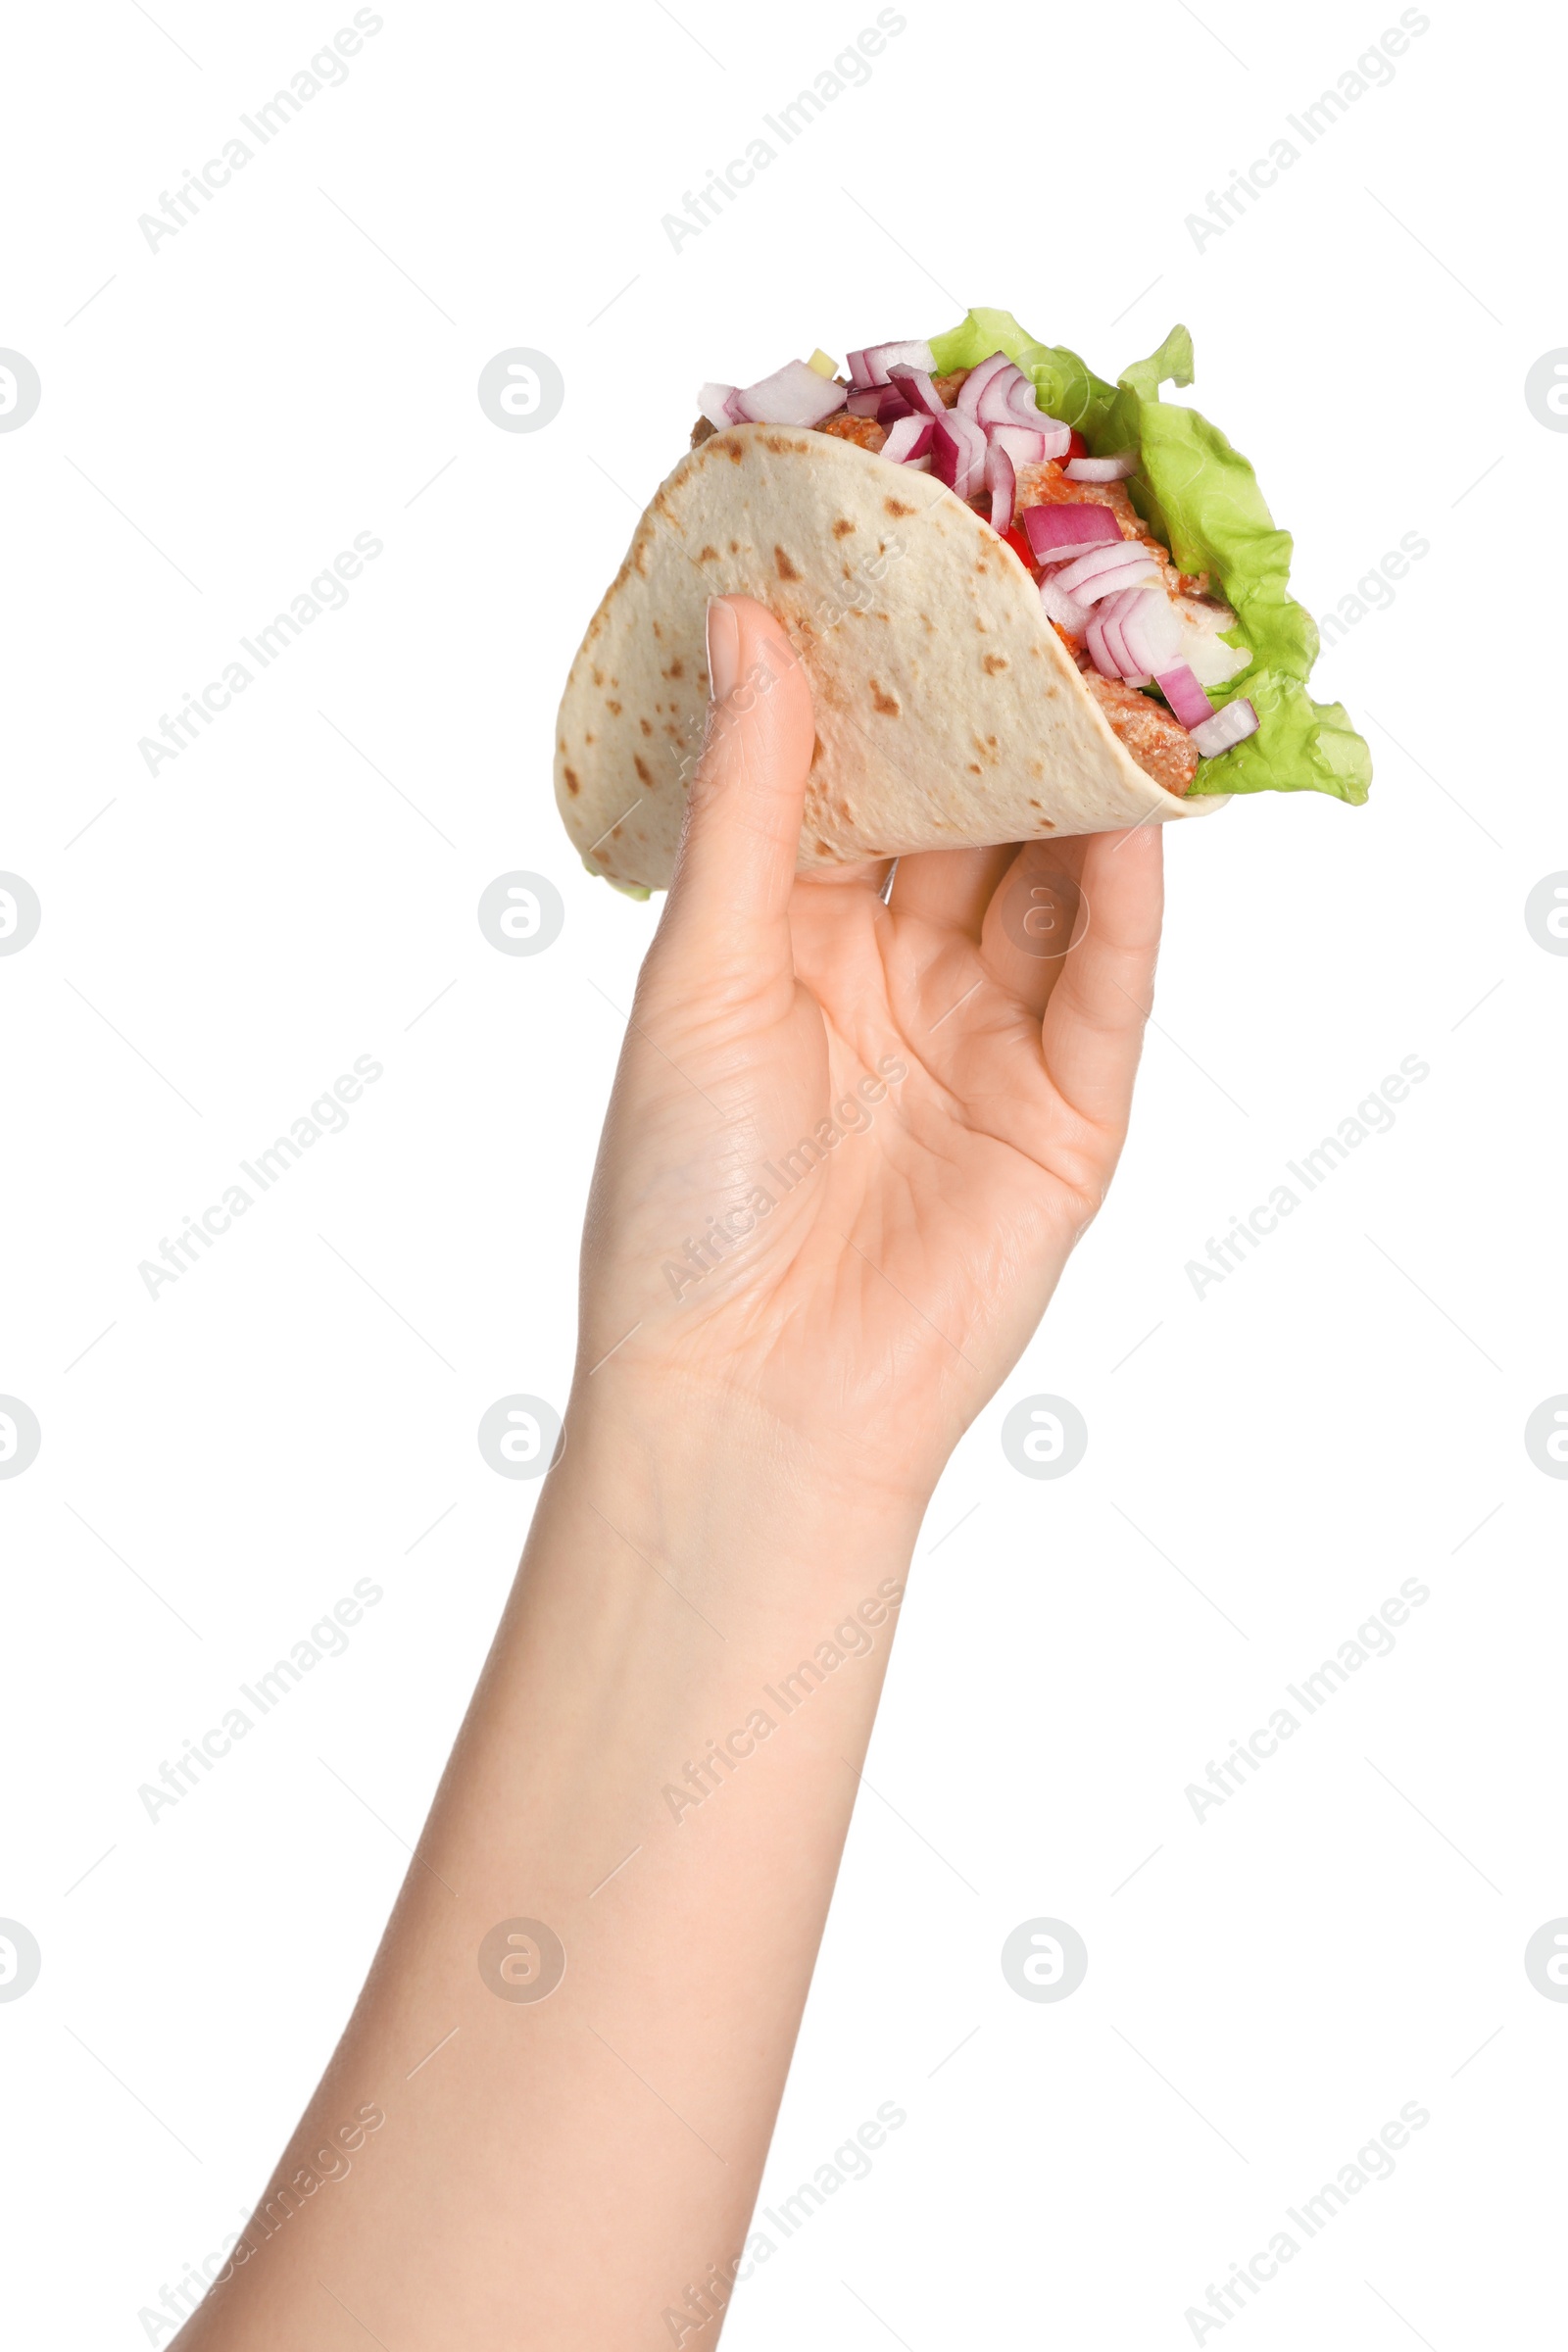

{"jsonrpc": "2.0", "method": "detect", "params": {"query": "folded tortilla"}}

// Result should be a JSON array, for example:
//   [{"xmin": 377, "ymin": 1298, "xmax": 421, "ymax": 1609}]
[{"xmin": 555, "ymin": 422, "xmax": 1225, "ymax": 890}]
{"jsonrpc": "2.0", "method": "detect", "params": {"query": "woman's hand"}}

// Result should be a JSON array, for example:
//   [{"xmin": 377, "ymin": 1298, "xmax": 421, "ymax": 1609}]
[{"xmin": 578, "ymin": 595, "xmax": 1164, "ymax": 1502}]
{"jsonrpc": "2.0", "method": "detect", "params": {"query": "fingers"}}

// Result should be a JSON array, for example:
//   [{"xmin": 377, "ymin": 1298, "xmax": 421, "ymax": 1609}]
[
  {"xmin": 662, "ymin": 596, "xmax": 816, "ymax": 951},
  {"xmin": 978, "ymin": 838, "xmax": 1090, "ymax": 1017},
  {"xmin": 889, "ymin": 845, "xmax": 1017, "ymax": 938},
  {"xmin": 1038, "ymin": 820, "xmax": 1164, "ymax": 1128}
]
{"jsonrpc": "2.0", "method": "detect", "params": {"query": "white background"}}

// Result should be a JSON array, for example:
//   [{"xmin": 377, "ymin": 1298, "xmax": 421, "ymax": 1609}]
[{"xmin": 3, "ymin": 1, "xmax": 1564, "ymax": 2344}]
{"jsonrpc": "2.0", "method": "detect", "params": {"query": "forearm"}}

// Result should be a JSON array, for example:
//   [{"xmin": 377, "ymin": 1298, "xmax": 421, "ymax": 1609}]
[{"xmin": 179, "ymin": 1381, "xmax": 926, "ymax": 2349}]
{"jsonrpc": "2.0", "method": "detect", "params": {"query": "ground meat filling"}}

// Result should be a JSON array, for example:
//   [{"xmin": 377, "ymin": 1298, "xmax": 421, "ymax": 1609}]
[{"xmin": 689, "ymin": 365, "xmax": 1211, "ymax": 798}]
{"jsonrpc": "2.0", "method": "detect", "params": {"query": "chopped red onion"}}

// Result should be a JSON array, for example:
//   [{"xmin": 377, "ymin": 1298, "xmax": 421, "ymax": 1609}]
[
  {"xmin": 848, "ymin": 339, "xmax": 936, "ymax": 387},
  {"xmin": 1022, "ymin": 503, "xmax": 1122, "ymax": 562},
  {"xmin": 732, "ymin": 360, "xmax": 848, "ymax": 426},
  {"xmin": 881, "ymin": 414, "xmax": 935, "ymax": 465},
  {"xmin": 984, "ymin": 442, "xmax": 1016, "ymax": 535},
  {"xmin": 986, "ymin": 422, "xmax": 1051, "ymax": 468},
  {"xmin": 956, "ymin": 352, "xmax": 1015, "ymax": 416},
  {"xmin": 1050, "ymin": 543, "xmax": 1158, "ymax": 604},
  {"xmin": 1191, "ymin": 698, "xmax": 1260, "ymax": 758},
  {"xmin": 931, "ymin": 411, "xmax": 987, "ymax": 502},
  {"xmin": 1120, "ymin": 589, "xmax": 1182, "ymax": 677},
  {"xmin": 698, "ymin": 382, "xmax": 741, "ymax": 429},
  {"xmin": 1152, "ymin": 663, "xmax": 1214, "ymax": 730},
  {"xmin": 1039, "ymin": 573, "xmax": 1094, "ymax": 637},
  {"xmin": 973, "ymin": 365, "xmax": 1029, "ymax": 426},
  {"xmin": 1064, "ymin": 451, "xmax": 1139, "ymax": 483},
  {"xmin": 886, "ymin": 366, "xmax": 948, "ymax": 418},
  {"xmin": 846, "ymin": 387, "xmax": 885, "ymax": 416},
  {"xmin": 1091, "ymin": 593, "xmax": 1148, "ymax": 686},
  {"xmin": 875, "ymin": 387, "xmax": 916, "ymax": 424}
]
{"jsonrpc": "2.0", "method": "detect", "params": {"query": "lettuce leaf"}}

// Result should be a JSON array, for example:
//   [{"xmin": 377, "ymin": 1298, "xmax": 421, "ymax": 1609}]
[{"xmin": 926, "ymin": 309, "xmax": 1371, "ymax": 805}]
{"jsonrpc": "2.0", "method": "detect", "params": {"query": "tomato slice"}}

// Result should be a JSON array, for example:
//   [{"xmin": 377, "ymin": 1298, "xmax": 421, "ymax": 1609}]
[
  {"xmin": 1002, "ymin": 523, "xmax": 1039, "ymax": 572},
  {"xmin": 1066, "ymin": 430, "xmax": 1089, "ymax": 461}
]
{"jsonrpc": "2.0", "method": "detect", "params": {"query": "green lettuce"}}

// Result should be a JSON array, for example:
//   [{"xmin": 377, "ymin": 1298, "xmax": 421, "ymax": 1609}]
[{"xmin": 928, "ymin": 309, "xmax": 1370, "ymax": 804}]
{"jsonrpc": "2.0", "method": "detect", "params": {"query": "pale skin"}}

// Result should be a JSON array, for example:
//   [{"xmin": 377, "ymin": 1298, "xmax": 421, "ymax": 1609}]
[{"xmin": 173, "ymin": 596, "xmax": 1164, "ymax": 2349}]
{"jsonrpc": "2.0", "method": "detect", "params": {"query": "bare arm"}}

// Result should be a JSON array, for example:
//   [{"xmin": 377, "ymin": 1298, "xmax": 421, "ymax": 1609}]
[{"xmin": 176, "ymin": 596, "xmax": 1163, "ymax": 2348}]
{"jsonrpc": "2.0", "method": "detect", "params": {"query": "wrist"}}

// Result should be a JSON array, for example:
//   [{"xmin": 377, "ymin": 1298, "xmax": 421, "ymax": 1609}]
[{"xmin": 549, "ymin": 1363, "xmax": 931, "ymax": 1602}]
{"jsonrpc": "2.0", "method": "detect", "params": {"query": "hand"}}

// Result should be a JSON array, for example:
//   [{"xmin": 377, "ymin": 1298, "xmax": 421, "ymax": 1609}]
[{"xmin": 576, "ymin": 595, "xmax": 1164, "ymax": 1502}]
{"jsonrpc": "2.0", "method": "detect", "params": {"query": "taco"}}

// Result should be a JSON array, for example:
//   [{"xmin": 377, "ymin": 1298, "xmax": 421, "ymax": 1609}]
[{"xmin": 555, "ymin": 308, "xmax": 1370, "ymax": 894}]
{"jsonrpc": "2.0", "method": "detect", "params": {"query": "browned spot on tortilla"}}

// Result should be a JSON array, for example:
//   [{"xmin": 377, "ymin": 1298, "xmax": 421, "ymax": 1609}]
[
  {"xmin": 584, "ymin": 732, "xmax": 595, "ymax": 744},
  {"xmin": 634, "ymin": 756, "xmax": 653, "ymax": 786},
  {"xmin": 652, "ymin": 622, "xmax": 662, "ymax": 639},
  {"xmin": 668, "ymin": 658, "xmax": 684, "ymax": 679},
  {"xmin": 810, "ymin": 734, "xmax": 826, "ymax": 765},
  {"xmin": 983, "ymin": 655, "xmax": 1008, "ymax": 674},
  {"xmin": 633, "ymin": 539, "xmax": 651, "ymax": 578},
  {"xmin": 563, "ymin": 767, "xmax": 580, "ymax": 796},
  {"xmin": 591, "ymin": 668, "xmax": 604, "ymax": 688},
  {"xmin": 813, "ymin": 839, "xmax": 833, "ymax": 857},
  {"xmin": 1030, "ymin": 759, "xmax": 1045, "ymax": 778},
  {"xmin": 774, "ymin": 545, "xmax": 801, "ymax": 581},
  {"xmin": 869, "ymin": 679, "xmax": 900, "ymax": 716},
  {"xmin": 833, "ymin": 518, "xmax": 856, "ymax": 539},
  {"xmin": 723, "ymin": 443, "xmax": 744, "ymax": 465},
  {"xmin": 884, "ymin": 498, "xmax": 915, "ymax": 517},
  {"xmin": 698, "ymin": 545, "xmax": 719, "ymax": 562},
  {"xmin": 762, "ymin": 433, "xmax": 808, "ymax": 455},
  {"xmin": 967, "ymin": 762, "xmax": 982, "ymax": 774},
  {"xmin": 640, "ymin": 717, "xmax": 653, "ymax": 737},
  {"xmin": 729, "ymin": 538, "xmax": 741, "ymax": 552},
  {"xmin": 606, "ymin": 700, "xmax": 621, "ymax": 715}
]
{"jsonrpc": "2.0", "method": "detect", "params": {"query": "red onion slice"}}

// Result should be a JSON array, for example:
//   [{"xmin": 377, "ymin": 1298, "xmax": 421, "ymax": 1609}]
[
  {"xmin": 1064, "ymin": 451, "xmax": 1139, "ymax": 483},
  {"xmin": 875, "ymin": 387, "xmax": 916, "ymax": 424},
  {"xmin": 1152, "ymin": 663, "xmax": 1215, "ymax": 731},
  {"xmin": 1048, "ymin": 541, "xmax": 1161, "ymax": 597},
  {"xmin": 880, "ymin": 414, "xmax": 935, "ymax": 465},
  {"xmin": 848, "ymin": 339, "xmax": 936, "ymax": 387},
  {"xmin": 698, "ymin": 382, "xmax": 741, "ymax": 429},
  {"xmin": 984, "ymin": 422, "xmax": 1049, "ymax": 468},
  {"xmin": 1120, "ymin": 588, "xmax": 1183, "ymax": 677},
  {"xmin": 956, "ymin": 352, "xmax": 1015, "ymax": 416},
  {"xmin": 931, "ymin": 411, "xmax": 987, "ymax": 502},
  {"xmin": 973, "ymin": 365, "xmax": 1030, "ymax": 426},
  {"xmin": 1039, "ymin": 573, "xmax": 1094, "ymax": 637},
  {"xmin": 846, "ymin": 387, "xmax": 884, "ymax": 416},
  {"xmin": 1191, "ymin": 698, "xmax": 1260, "ymax": 758},
  {"xmin": 984, "ymin": 442, "xmax": 1016, "ymax": 535},
  {"xmin": 1085, "ymin": 587, "xmax": 1148, "ymax": 684},
  {"xmin": 732, "ymin": 359, "xmax": 848, "ymax": 426},
  {"xmin": 1022, "ymin": 502, "xmax": 1122, "ymax": 563},
  {"xmin": 886, "ymin": 366, "xmax": 948, "ymax": 418}
]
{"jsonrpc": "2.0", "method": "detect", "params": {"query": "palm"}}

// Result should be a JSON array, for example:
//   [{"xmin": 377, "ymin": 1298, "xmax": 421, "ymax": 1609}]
[{"xmin": 582, "ymin": 828, "xmax": 1161, "ymax": 1492}]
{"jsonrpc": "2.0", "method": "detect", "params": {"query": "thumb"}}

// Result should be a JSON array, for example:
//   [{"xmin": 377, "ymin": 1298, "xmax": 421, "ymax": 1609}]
[{"xmin": 665, "ymin": 595, "xmax": 815, "ymax": 941}]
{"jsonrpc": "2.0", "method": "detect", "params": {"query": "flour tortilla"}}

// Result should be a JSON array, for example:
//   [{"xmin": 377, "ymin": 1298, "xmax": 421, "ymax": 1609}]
[{"xmin": 555, "ymin": 422, "xmax": 1225, "ymax": 889}]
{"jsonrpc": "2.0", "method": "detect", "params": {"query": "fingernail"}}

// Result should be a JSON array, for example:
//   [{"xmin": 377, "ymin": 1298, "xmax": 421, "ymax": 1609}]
[{"xmin": 705, "ymin": 596, "xmax": 740, "ymax": 705}]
